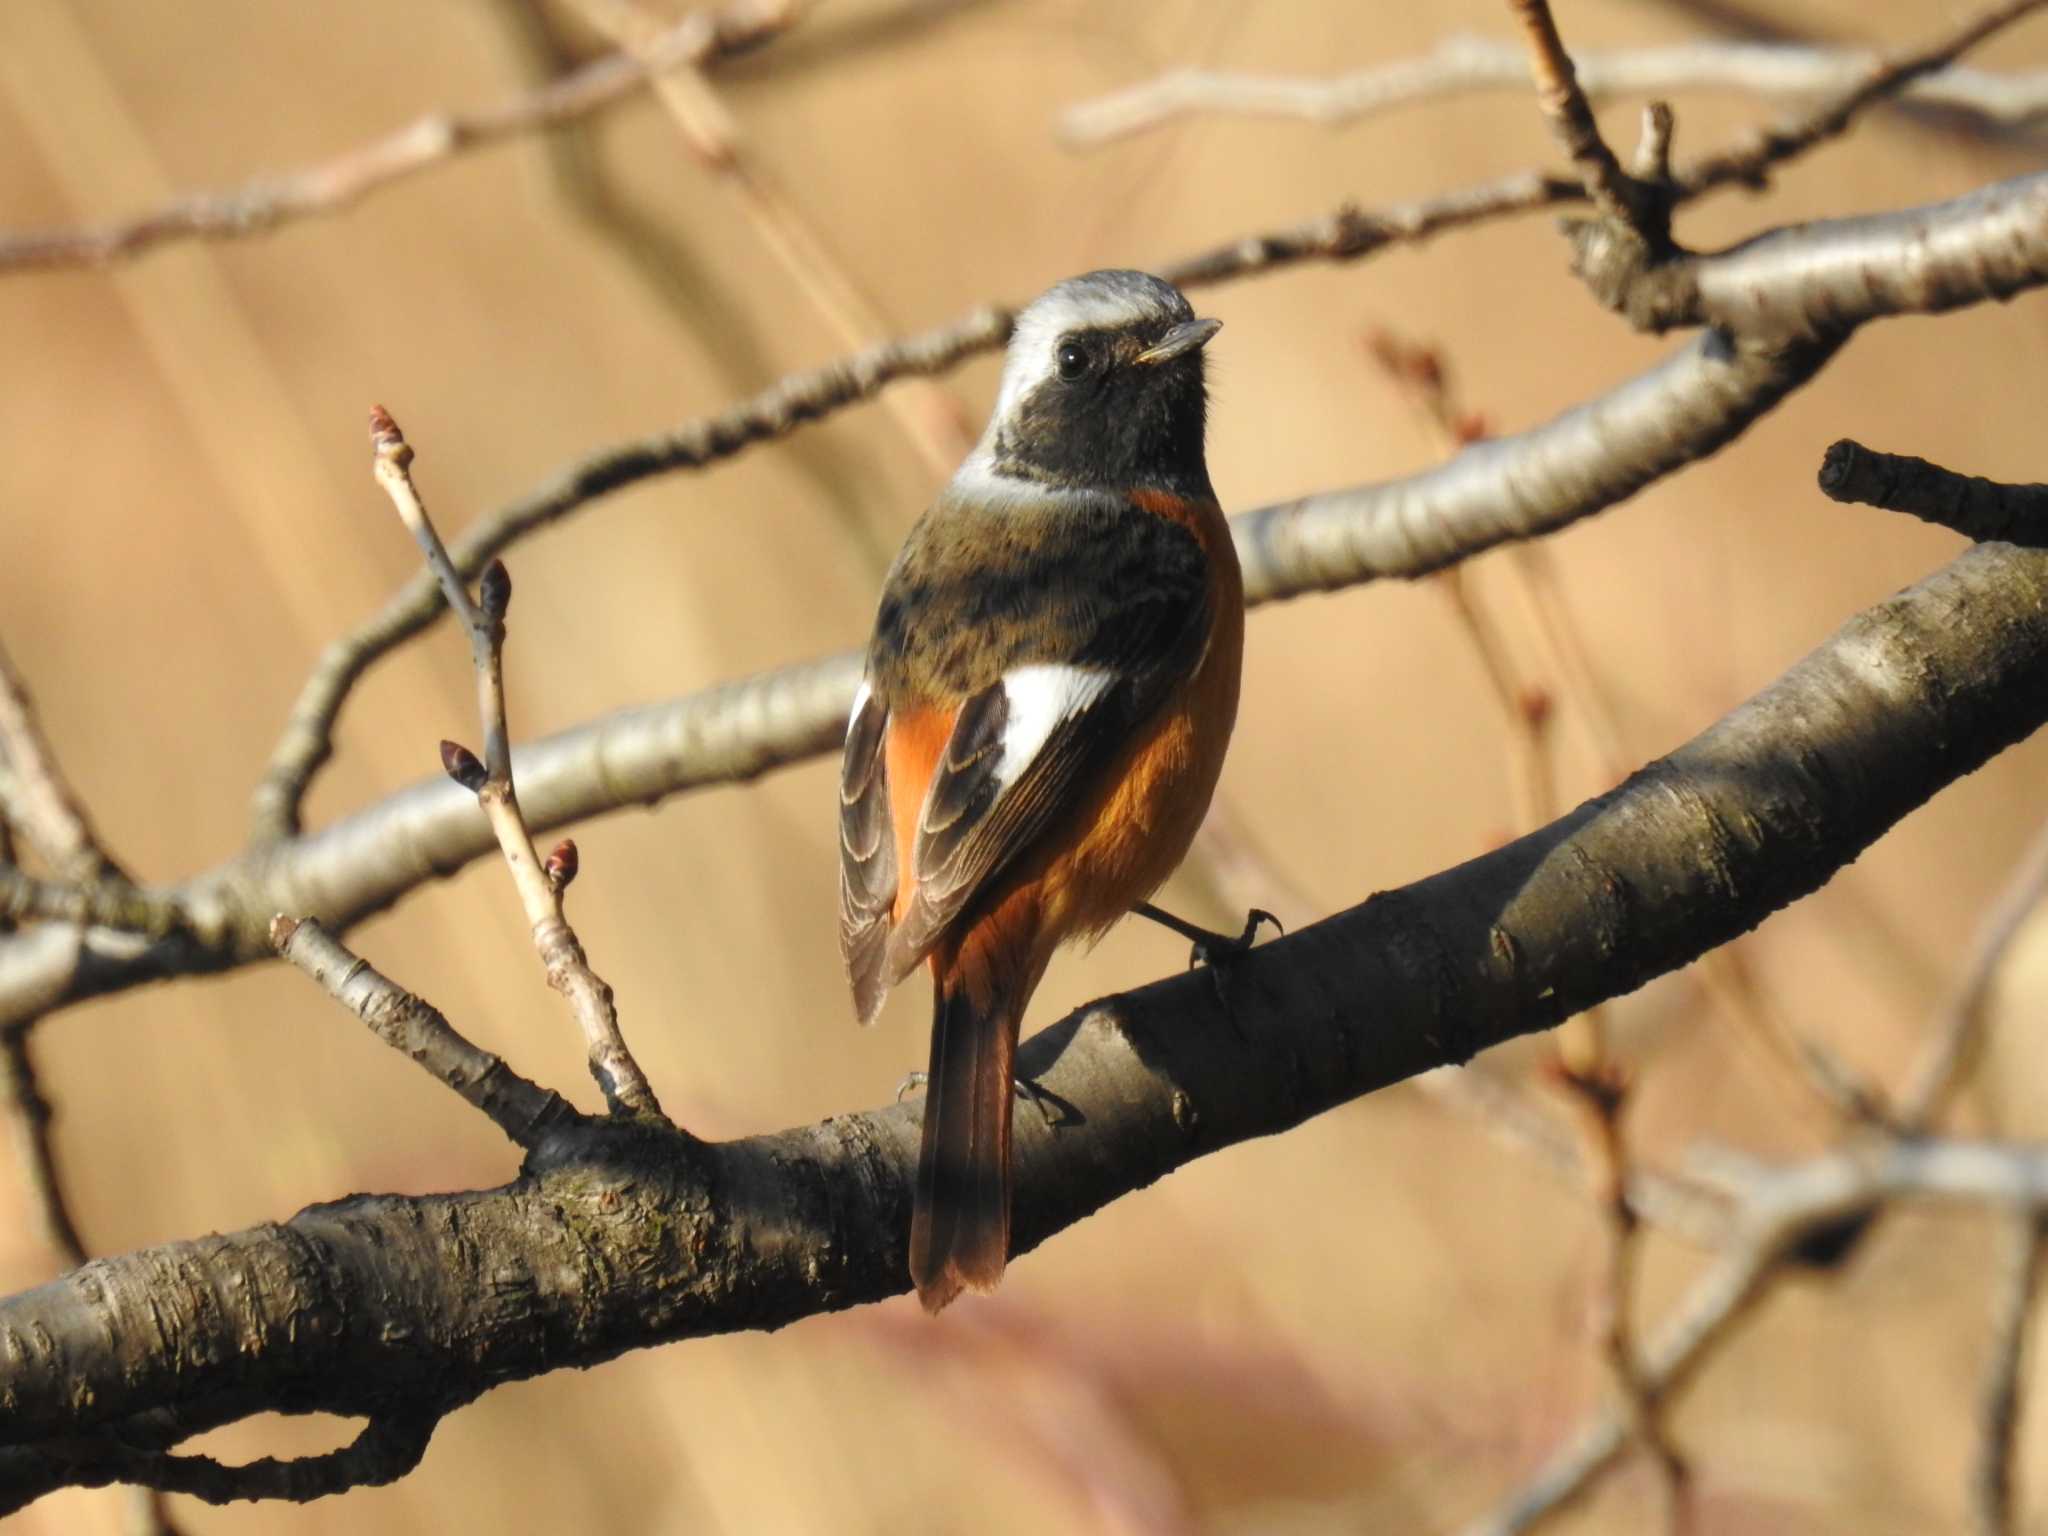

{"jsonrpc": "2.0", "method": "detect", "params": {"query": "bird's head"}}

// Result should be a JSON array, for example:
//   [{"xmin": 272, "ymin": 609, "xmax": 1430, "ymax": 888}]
[{"xmin": 977, "ymin": 269, "xmax": 1219, "ymax": 497}]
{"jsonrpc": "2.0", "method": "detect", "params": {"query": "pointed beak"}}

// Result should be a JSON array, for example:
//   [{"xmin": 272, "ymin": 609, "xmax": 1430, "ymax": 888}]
[{"xmin": 1134, "ymin": 317, "xmax": 1221, "ymax": 366}]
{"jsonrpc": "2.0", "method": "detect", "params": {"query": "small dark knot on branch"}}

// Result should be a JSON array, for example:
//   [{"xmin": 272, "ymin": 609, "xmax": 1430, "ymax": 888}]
[{"xmin": 268, "ymin": 913, "xmax": 301, "ymax": 952}]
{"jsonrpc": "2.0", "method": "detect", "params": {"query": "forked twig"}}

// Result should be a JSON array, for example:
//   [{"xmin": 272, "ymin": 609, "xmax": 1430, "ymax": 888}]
[{"xmin": 368, "ymin": 408, "xmax": 664, "ymax": 1120}]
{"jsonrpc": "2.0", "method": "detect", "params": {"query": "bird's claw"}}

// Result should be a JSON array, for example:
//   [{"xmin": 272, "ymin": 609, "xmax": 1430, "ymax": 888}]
[{"xmin": 1185, "ymin": 907, "xmax": 1282, "ymax": 972}]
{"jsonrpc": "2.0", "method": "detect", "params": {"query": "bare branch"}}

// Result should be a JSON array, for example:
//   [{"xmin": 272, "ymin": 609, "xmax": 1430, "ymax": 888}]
[
  {"xmin": 0, "ymin": 1024, "xmax": 85, "ymax": 1266},
  {"xmin": 1819, "ymin": 437, "xmax": 2048, "ymax": 546},
  {"xmin": 1901, "ymin": 812, "xmax": 2048, "ymax": 1129},
  {"xmin": 39, "ymin": 1409, "xmax": 439, "ymax": 1509},
  {"xmin": 1554, "ymin": 1066, "xmax": 1691, "ymax": 1525},
  {"xmin": 0, "ymin": 638, "xmax": 124, "ymax": 883},
  {"xmin": 570, "ymin": 0, "xmax": 973, "ymax": 480},
  {"xmin": 1460, "ymin": 1139, "xmax": 2048, "ymax": 1534},
  {"xmin": 1505, "ymin": 0, "xmax": 1663, "ymax": 237},
  {"xmin": 1058, "ymin": 37, "xmax": 2048, "ymax": 148},
  {"xmin": 367, "ymin": 409, "xmax": 663, "ymax": 1120},
  {"xmin": 247, "ymin": 306, "xmax": 1012, "ymax": 842},
  {"xmin": 1572, "ymin": 170, "xmax": 2048, "ymax": 336},
  {"xmin": 0, "ymin": 864, "xmax": 184, "ymax": 939},
  {"xmin": 7, "ymin": 531, "xmax": 2048, "ymax": 1510},
  {"xmin": 1975, "ymin": 1211, "xmax": 2047, "ymax": 1536},
  {"xmin": 6, "ymin": 162, "xmax": 2046, "ymax": 1032},
  {"xmin": 270, "ymin": 915, "xmax": 577, "ymax": 1148},
  {"xmin": 0, "ymin": 0, "xmax": 808, "ymax": 275},
  {"xmin": 1676, "ymin": 0, "xmax": 2048, "ymax": 199}
]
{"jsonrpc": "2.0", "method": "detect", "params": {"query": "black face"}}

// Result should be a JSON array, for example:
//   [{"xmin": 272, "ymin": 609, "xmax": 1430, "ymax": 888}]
[{"xmin": 991, "ymin": 322, "xmax": 1212, "ymax": 498}]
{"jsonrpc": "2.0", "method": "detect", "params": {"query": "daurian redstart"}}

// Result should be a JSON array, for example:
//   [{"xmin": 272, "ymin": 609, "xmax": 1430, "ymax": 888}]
[{"xmin": 839, "ymin": 269, "xmax": 1241, "ymax": 1313}]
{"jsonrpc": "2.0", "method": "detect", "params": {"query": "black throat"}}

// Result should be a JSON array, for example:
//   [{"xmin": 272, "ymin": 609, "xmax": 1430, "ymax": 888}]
[{"xmin": 991, "ymin": 350, "xmax": 1213, "ymax": 499}]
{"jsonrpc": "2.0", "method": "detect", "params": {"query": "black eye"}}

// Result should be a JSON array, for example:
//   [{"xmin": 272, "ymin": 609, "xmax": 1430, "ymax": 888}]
[{"xmin": 1056, "ymin": 341, "xmax": 1089, "ymax": 380}]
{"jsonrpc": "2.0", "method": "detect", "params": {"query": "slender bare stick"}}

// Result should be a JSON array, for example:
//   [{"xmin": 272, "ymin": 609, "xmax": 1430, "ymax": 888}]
[
  {"xmin": 1555, "ymin": 1066, "xmax": 1691, "ymax": 1530},
  {"xmin": 270, "ymin": 915, "xmax": 577, "ymax": 1147},
  {"xmin": 1505, "ymin": 0, "xmax": 1662, "ymax": 235},
  {"xmin": 1975, "ymin": 1209, "xmax": 2046, "ymax": 1536},
  {"xmin": 0, "ymin": 0, "xmax": 810, "ymax": 275},
  {"xmin": 368, "ymin": 408, "xmax": 664, "ymax": 1120},
  {"xmin": 1058, "ymin": 38, "xmax": 2048, "ymax": 148},
  {"xmin": 1900, "ymin": 814, "xmax": 2048, "ymax": 1129},
  {"xmin": 1677, "ymin": 0, "xmax": 2048, "ymax": 198},
  {"xmin": 0, "ymin": 1024, "xmax": 85, "ymax": 1265},
  {"xmin": 0, "ymin": 639, "xmax": 125, "ymax": 884}
]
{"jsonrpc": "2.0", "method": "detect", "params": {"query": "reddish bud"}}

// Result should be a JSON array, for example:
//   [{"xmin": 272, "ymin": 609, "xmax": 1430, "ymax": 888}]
[
  {"xmin": 368, "ymin": 404, "xmax": 412, "ymax": 466},
  {"xmin": 1452, "ymin": 410, "xmax": 1491, "ymax": 445},
  {"xmin": 439, "ymin": 739, "xmax": 488, "ymax": 793},
  {"xmin": 479, "ymin": 559, "xmax": 512, "ymax": 622},
  {"xmin": 545, "ymin": 839, "xmax": 580, "ymax": 896},
  {"xmin": 1518, "ymin": 685, "xmax": 1554, "ymax": 729}
]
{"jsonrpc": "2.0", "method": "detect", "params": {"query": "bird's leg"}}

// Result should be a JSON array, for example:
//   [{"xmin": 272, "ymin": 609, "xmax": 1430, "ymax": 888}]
[
  {"xmin": 896, "ymin": 1070, "xmax": 1061, "ymax": 1127},
  {"xmin": 1133, "ymin": 901, "xmax": 1280, "ymax": 969}
]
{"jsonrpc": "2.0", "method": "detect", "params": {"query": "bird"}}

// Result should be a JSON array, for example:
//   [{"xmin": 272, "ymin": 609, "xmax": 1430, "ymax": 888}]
[{"xmin": 838, "ymin": 268, "xmax": 1248, "ymax": 1313}]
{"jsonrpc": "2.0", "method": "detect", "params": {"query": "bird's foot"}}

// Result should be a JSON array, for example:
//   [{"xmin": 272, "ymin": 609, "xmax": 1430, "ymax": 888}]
[{"xmin": 1132, "ymin": 902, "xmax": 1281, "ymax": 1003}]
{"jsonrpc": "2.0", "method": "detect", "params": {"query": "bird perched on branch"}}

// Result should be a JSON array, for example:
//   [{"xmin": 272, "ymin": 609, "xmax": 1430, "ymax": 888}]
[{"xmin": 839, "ymin": 269, "xmax": 1252, "ymax": 1312}]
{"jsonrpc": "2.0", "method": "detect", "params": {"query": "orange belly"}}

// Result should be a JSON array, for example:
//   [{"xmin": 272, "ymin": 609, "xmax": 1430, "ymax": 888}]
[{"xmin": 1032, "ymin": 500, "xmax": 1244, "ymax": 948}]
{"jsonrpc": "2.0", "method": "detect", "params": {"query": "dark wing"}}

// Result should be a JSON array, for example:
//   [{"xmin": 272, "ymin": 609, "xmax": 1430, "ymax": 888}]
[
  {"xmin": 838, "ymin": 683, "xmax": 897, "ymax": 1026},
  {"xmin": 877, "ymin": 497, "xmax": 1211, "ymax": 983}
]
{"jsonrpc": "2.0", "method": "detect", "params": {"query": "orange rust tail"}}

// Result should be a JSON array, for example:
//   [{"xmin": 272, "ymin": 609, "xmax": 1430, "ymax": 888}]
[{"xmin": 909, "ymin": 966, "xmax": 1017, "ymax": 1313}]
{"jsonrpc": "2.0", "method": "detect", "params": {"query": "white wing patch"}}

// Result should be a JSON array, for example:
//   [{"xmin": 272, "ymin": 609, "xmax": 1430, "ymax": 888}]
[
  {"xmin": 846, "ymin": 679, "xmax": 873, "ymax": 737},
  {"xmin": 996, "ymin": 664, "xmax": 1115, "ymax": 790}
]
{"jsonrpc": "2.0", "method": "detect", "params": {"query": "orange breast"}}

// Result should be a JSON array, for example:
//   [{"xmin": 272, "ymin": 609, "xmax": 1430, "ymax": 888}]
[{"xmin": 1034, "ymin": 492, "xmax": 1245, "ymax": 943}]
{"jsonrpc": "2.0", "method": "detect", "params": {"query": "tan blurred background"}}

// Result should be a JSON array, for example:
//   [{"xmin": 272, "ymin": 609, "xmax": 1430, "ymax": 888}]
[{"xmin": 2, "ymin": 0, "xmax": 2047, "ymax": 1530}]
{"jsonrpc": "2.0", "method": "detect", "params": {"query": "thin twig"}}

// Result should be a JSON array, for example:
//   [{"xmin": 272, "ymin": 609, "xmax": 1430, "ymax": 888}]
[
  {"xmin": 0, "ymin": 0, "xmax": 810, "ymax": 275},
  {"xmin": 1463, "ymin": 1137, "xmax": 2048, "ymax": 1534},
  {"xmin": 1554, "ymin": 1065, "xmax": 1691, "ymax": 1530},
  {"xmin": 1675, "ymin": 0, "xmax": 2048, "ymax": 198},
  {"xmin": 1505, "ymin": 0, "xmax": 1663, "ymax": 236},
  {"xmin": 367, "ymin": 408, "xmax": 664, "ymax": 1121},
  {"xmin": 1975, "ymin": 1209, "xmax": 2047, "ymax": 1536},
  {"xmin": 1058, "ymin": 37, "xmax": 2048, "ymax": 148},
  {"xmin": 1900, "ymin": 813, "xmax": 2048, "ymax": 1129},
  {"xmin": 269, "ymin": 914, "xmax": 578, "ymax": 1147},
  {"xmin": 0, "ymin": 1024, "xmax": 85, "ymax": 1266},
  {"xmin": 0, "ymin": 638, "xmax": 125, "ymax": 883}
]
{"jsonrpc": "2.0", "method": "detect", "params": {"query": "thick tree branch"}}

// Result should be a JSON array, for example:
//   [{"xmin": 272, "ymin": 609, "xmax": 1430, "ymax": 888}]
[
  {"xmin": 4, "ymin": 534, "xmax": 2047, "ymax": 1509},
  {"xmin": 1580, "ymin": 173, "xmax": 2048, "ymax": 336}
]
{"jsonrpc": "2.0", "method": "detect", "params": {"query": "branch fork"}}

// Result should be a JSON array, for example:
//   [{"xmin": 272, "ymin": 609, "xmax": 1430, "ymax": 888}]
[{"xmin": 368, "ymin": 407, "xmax": 665, "ymax": 1122}]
